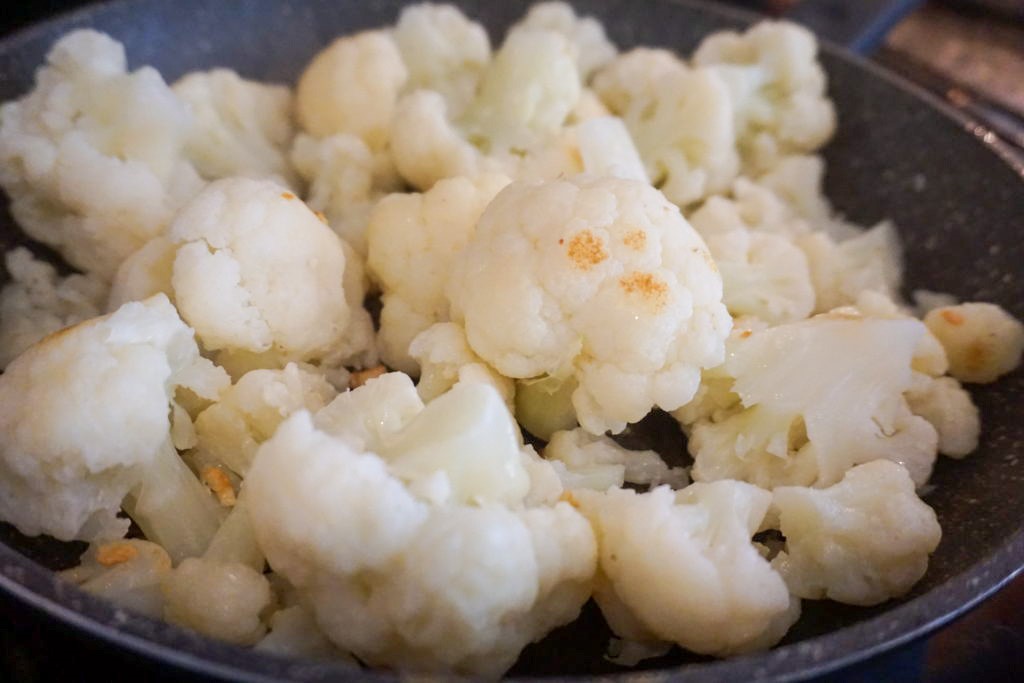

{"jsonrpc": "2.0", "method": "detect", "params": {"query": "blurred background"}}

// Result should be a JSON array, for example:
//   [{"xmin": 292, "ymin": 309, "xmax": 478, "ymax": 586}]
[{"xmin": 0, "ymin": 0, "xmax": 1021, "ymax": 681}]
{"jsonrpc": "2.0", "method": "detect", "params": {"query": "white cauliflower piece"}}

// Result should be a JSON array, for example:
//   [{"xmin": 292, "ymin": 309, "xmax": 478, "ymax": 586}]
[
  {"xmin": 161, "ymin": 556, "xmax": 273, "ymax": 645},
  {"xmin": 0, "ymin": 30, "xmax": 203, "ymax": 279},
  {"xmin": 592, "ymin": 47, "xmax": 686, "ymax": 116},
  {"xmin": 394, "ymin": 3, "xmax": 491, "ymax": 116},
  {"xmin": 256, "ymin": 605, "xmax": 352, "ymax": 661},
  {"xmin": 694, "ymin": 21, "xmax": 836, "ymax": 173},
  {"xmin": 0, "ymin": 294, "xmax": 228, "ymax": 543},
  {"xmin": 0, "ymin": 247, "xmax": 107, "ymax": 367},
  {"xmin": 408, "ymin": 322, "xmax": 515, "ymax": 408},
  {"xmin": 289, "ymin": 132, "xmax": 402, "ymax": 256},
  {"xmin": 194, "ymin": 363, "xmax": 337, "ymax": 476},
  {"xmin": 544, "ymin": 428, "xmax": 688, "ymax": 491},
  {"xmin": 610, "ymin": 65, "xmax": 739, "ymax": 206},
  {"xmin": 391, "ymin": 28, "xmax": 581, "ymax": 190},
  {"xmin": 295, "ymin": 30, "xmax": 407, "ymax": 148},
  {"xmin": 448, "ymin": 176, "xmax": 731, "ymax": 435},
  {"xmin": 313, "ymin": 371, "xmax": 425, "ymax": 453},
  {"xmin": 246, "ymin": 401, "xmax": 596, "ymax": 676},
  {"xmin": 107, "ymin": 236, "xmax": 176, "ymax": 310},
  {"xmin": 166, "ymin": 177, "xmax": 351, "ymax": 361},
  {"xmin": 366, "ymin": 173, "xmax": 511, "ymax": 373},
  {"xmin": 59, "ymin": 539, "xmax": 172, "ymax": 619},
  {"xmin": 689, "ymin": 313, "xmax": 939, "ymax": 489},
  {"xmin": 576, "ymin": 482, "xmax": 797, "ymax": 656},
  {"xmin": 906, "ymin": 375, "xmax": 980, "ymax": 458},
  {"xmin": 771, "ymin": 460, "xmax": 942, "ymax": 606},
  {"xmin": 508, "ymin": 2, "xmax": 618, "ymax": 81},
  {"xmin": 173, "ymin": 69, "xmax": 296, "ymax": 186},
  {"xmin": 924, "ymin": 303, "xmax": 1024, "ymax": 383},
  {"xmin": 755, "ymin": 154, "xmax": 833, "ymax": 228},
  {"xmin": 798, "ymin": 220, "xmax": 904, "ymax": 313},
  {"xmin": 574, "ymin": 116, "xmax": 648, "ymax": 183}
]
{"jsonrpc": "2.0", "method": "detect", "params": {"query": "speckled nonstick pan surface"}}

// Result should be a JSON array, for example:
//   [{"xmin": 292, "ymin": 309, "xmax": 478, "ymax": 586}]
[{"xmin": 0, "ymin": 0, "xmax": 1021, "ymax": 680}]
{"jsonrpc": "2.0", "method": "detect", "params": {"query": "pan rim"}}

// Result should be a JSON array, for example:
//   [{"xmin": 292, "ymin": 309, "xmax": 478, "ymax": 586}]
[{"xmin": 0, "ymin": 0, "xmax": 1022, "ymax": 681}]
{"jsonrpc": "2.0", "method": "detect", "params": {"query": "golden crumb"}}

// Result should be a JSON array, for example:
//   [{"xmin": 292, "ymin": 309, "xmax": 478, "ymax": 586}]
[
  {"xmin": 281, "ymin": 191, "xmax": 296, "ymax": 200},
  {"xmin": 740, "ymin": 330, "xmax": 752, "ymax": 339},
  {"xmin": 941, "ymin": 309, "xmax": 965, "ymax": 326},
  {"xmin": 619, "ymin": 271, "xmax": 669, "ymax": 311},
  {"xmin": 350, "ymin": 365, "xmax": 388, "ymax": 389},
  {"xmin": 201, "ymin": 466, "xmax": 237, "ymax": 507},
  {"xmin": 96, "ymin": 542, "xmax": 138, "ymax": 567},
  {"xmin": 567, "ymin": 230, "xmax": 608, "ymax": 270},
  {"xmin": 622, "ymin": 230, "xmax": 647, "ymax": 251}
]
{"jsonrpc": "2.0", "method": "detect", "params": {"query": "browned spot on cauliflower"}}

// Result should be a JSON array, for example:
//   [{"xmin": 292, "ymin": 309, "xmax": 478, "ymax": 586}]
[
  {"xmin": 622, "ymin": 230, "xmax": 647, "ymax": 250},
  {"xmin": 201, "ymin": 466, "xmax": 237, "ymax": 507},
  {"xmin": 619, "ymin": 272, "xmax": 668, "ymax": 311},
  {"xmin": 567, "ymin": 230, "xmax": 608, "ymax": 270},
  {"xmin": 96, "ymin": 542, "xmax": 140, "ymax": 566},
  {"xmin": 941, "ymin": 309, "xmax": 964, "ymax": 326},
  {"xmin": 350, "ymin": 365, "xmax": 388, "ymax": 389}
]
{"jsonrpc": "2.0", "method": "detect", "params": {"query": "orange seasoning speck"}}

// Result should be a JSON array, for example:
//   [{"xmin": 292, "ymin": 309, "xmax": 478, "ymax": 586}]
[
  {"xmin": 740, "ymin": 330, "xmax": 753, "ymax": 339},
  {"xmin": 201, "ymin": 466, "xmax": 237, "ymax": 507},
  {"xmin": 567, "ymin": 230, "xmax": 608, "ymax": 270},
  {"xmin": 619, "ymin": 271, "xmax": 669, "ymax": 311},
  {"xmin": 96, "ymin": 542, "xmax": 138, "ymax": 567},
  {"xmin": 622, "ymin": 230, "xmax": 647, "ymax": 251},
  {"xmin": 315, "ymin": 211, "xmax": 328, "ymax": 224},
  {"xmin": 281, "ymin": 191, "xmax": 296, "ymax": 200},
  {"xmin": 350, "ymin": 365, "xmax": 388, "ymax": 389},
  {"xmin": 941, "ymin": 309, "xmax": 965, "ymax": 326}
]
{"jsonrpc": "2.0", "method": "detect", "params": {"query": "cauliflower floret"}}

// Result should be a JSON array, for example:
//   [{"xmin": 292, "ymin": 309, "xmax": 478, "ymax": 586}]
[
  {"xmin": 59, "ymin": 539, "xmax": 172, "ymax": 619},
  {"xmin": 256, "ymin": 605, "xmax": 352, "ymax": 661},
  {"xmin": 798, "ymin": 221, "xmax": 903, "ymax": 313},
  {"xmin": 0, "ymin": 247, "xmax": 107, "ymax": 367},
  {"xmin": 771, "ymin": 460, "xmax": 942, "ymax": 606},
  {"xmin": 0, "ymin": 294, "xmax": 228, "ymax": 544},
  {"xmin": 604, "ymin": 64, "xmax": 739, "ymax": 207},
  {"xmin": 194, "ymin": 363, "xmax": 337, "ymax": 476},
  {"xmin": 173, "ymin": 69, "xmax": 296, "ymax": 186},
  {"xmin": 592, "ymin": 47, "xmax": 687, "ymax": 116},
  {"xmin": 295, "ymin": 30, "xmax": 407, "ymax": 148},
  {"xmin": 366, "ymin": 173, "xmax": 511, "ymax": 373},
  {"xmin": 246, "ymin": 395, "xmax": 596, "ymax": 676},
  {"xmin": 574, "ymin": 116, "xmax": 648, "ymax": 184},
  {"xmin": 313, "ymin": 371, "xmax": 425, "ymax": 453},
  {"xmin": 575, "ymin": 482, "xmax": 798, "ymax": 657},
  {"xmin": 448, "ymin": 176, "xmax": 731, "ymax": 435},
  {"xmin": 408, "ymin": 322, "xmax": 515, "ymax": 408},
  {"xmin": 0, "ymin": 30, "xmax": 203, "ymax": 279},
  {"xmin": 391, "ymin": 28, "xmax": 581, "ymax": 190},
  {"xmin": 393, "ymin": 3, "xmax": 491, "ymax": 116},
  {"xmin": 906, "ymin": 375, "xmax": 980, "ymax": 458},
  {"xmin": 166, "ymin": 177, "xmax": 351, "ymax": 361},
  {"xmin": 161, "ymin": 556, "xmax": 273, "ymax": 645},
  {"xmin": 755, "ymin": 154, "xmax": 833, "ymax": 229},
  {"xmin": 289, "ymin": 132, "xmax": 402, "ymax": 256},
  {"xmin": 693, "ymin": 21, "xmax": 836, "ymax": 173},
  {"xmin": 544, "ymin": 428, "xmax": 688, "ymax": 492},
  {"xmin": 924, "ymin": 303, "xmax": 1024, "ymax": 383},
  {"xmin": 508, "ymin": 2, "xmax": 618, "ymax": 81},
  {"xmin": 107, "ymin": 236, "xmax": 176, "ymax": 310},
  {"xmin": 688, "ymin": 313, "xmax": 939, "ymax": 489}
]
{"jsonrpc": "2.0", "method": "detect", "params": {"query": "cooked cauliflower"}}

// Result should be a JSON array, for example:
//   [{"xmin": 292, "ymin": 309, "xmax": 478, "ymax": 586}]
[
  {"xmin": 59, "ymin": 539, "xmax": 172, "ymax": 619},
  {"xmin": 366, "ymin": 173, "xmax": 511, "ymax": 373},
  {"xmin": 448, "ymin": 175, "xmax": 731, "ymax": 435},
  {"xmin": 194, "ymin": 363, "xmax": 338, "ymax": 476},
  {"xmin": 771, "ymin": 460, "xmax": 942, "ymax": 606},
  {"xmin": 923, "ymin": 303, "xmax": 1024, "ymax": 383},
  {"xmin": 289, "ymin": 132, "xmax": 402, "ymax": 256},
  {"xmin": 246, "ymin": 388, "xmax": 596, "ymax": 676},
  {"xmin": 0, "ymin": 295, "xmax": 228, "ymax": 547},
  {"xmin": 394, "ymin": 3, "xmax": 491, "ymax": 116},
  {"xmin": 798, "ymin": 221, "xmax": 903, "ymax": 313},
  {"xmin": 508, "ymin": 2, "xmax": 618, "ymax": 81},
  {"xmin": 407, "ymin": 322, "xmax": 515, "ymax": 408},
  {"xmin": 575, "ymin": 482, "xmax": 798, "ymax": 657},
  {"xmin": 906, "ymin": 375, "xmax": 980, "ymax": 458},
  {"xmin": 0, "ymin": 247, "xmax": 107, "ymax": 367},
  {"xmin": 592, "ymin": 47, "xmax": 686, "ymax": 115},
  {"xmin": 688, "ymin": 312, "xmax": 938, "ymax": 489},
  {"xmin": 256, "ymin": 605, "xmax": 351, "ymax": 661},
  {"xmin": 295, "ymin": 30, "xmax": 407, "ymax": 148},
  {"xmin": 165, "ymin": 177, "xmax": 352, "ymax": 361},
  {"xmin": 391, "ymin": 27, "xmax": 581, "ymax": 190},
  {"xmin": 173, "ymin": 69, "xmax": 296, "ymax": 186},
  {"xmin": 544, "ymin": 428, "xmax": 688, "ymax": 491},
  {"xmin": 0, "ymin": 30, "xmax": 203, "ymax": 279},
  {"xmin": 693, "ymin": 21, "xmax": 836, "ymax": 173}
]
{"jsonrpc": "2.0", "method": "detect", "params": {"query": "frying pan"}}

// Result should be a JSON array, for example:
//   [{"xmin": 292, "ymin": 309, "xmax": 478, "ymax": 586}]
[{"xmin": 0, "ymin": 0, "xmax": 1022, "ymax": 680}]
